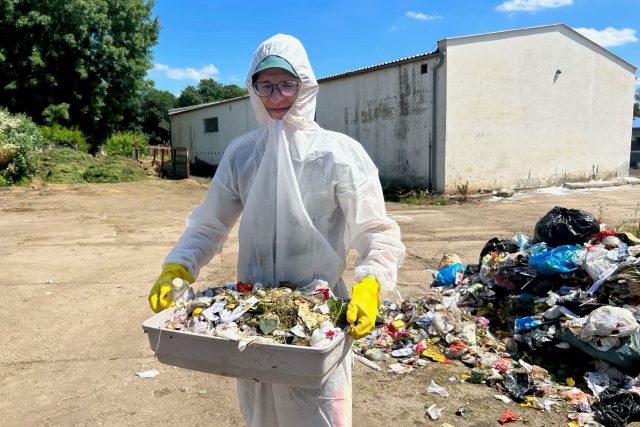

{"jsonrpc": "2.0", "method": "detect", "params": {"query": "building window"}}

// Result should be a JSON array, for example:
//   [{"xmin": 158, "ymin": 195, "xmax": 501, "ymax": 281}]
[
  {"xmin": 420, "ymin": 64, "xmax": 428, "ymax": 74},
  {"xmin": 204, "ymin": 117, "xmax": 218, "ymax": 133}
]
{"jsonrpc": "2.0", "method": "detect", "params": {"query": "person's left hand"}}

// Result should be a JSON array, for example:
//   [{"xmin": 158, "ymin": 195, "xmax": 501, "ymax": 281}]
[{"xmin": 346, "ymin": 277, "xmax": 380, "ymax": 339}]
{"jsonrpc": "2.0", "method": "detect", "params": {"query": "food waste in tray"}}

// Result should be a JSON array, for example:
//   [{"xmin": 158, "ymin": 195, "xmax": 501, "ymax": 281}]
[{"xmin": 162, "ymin": 279, "xmax": 349, "ymax": 350}]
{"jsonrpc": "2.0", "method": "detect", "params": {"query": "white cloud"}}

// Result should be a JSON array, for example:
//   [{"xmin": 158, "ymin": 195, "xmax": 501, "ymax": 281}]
[
  {"xmin": 574, "ymin": 27, "xmax": 638, "ymax": 48},
  {"xmin": 389, "ymin": 24, "xmax": 407, "ymax": 32},
  {"xmin": 496, "ymin": 0, "xmax": 572, "ymax": 13},
  {"xmin": 406, "ymin": 11, "xmax": 442, "ymax": 21},
  {"xmin": 152, "ymin": 63, "xmax": 220, "ymax": 81}
]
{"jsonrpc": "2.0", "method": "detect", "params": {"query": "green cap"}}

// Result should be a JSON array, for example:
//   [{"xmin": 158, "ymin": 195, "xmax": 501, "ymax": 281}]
[{"xmin": 253, "ymin": 55, "xmax": 298, "ymax": 79}]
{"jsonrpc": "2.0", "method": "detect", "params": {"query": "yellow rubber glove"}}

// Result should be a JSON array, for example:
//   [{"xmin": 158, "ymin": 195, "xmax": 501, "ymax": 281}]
[
  {"xmin": 346, "ymin": 277, "xmax": 380, "ymax": 339},
  {"xmin": 148, "ymin": 263, "xmax": 194, "ymax": 313}
]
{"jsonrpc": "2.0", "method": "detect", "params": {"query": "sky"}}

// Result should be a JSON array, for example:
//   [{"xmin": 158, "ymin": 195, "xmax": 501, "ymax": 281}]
[{"xmin": 147, "ymin": 0, "xmax": 640, "ymax": 95}]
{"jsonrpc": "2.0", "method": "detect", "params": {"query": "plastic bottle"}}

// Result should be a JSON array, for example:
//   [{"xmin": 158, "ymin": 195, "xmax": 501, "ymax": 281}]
[{"xmin": 170, "ymin": 278, "xmax": 192, "ymax": 303}]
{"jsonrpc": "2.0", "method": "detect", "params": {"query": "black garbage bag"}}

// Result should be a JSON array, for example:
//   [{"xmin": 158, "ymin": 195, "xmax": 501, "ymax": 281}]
[
  {"xmin": 521, "ymin": 329, "xmax": 555, "ymax": 351},
  {"xmin": 503, "ymin": 267, "xmax": 537, "ymax": 289},
  {"xmin": 479, "ymin": 237, "xmax": 520, "ymax": 264},
  {"xmin": 593, "ymin": 386, "xmax": 640, "ymax": 427},
  {"xmin": 533, "ymin": 206, "xmax": 600, "ymax": 247},
  {"xmin": 501, "ymin": 372, "xmax": 535, "ymax": 402}
]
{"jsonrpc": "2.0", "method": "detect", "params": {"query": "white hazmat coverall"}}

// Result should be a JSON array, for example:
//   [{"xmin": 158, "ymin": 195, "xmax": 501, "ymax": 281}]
[{"xmin": 165, "ymin": 34, "xmax": 405, "ymax": 427}]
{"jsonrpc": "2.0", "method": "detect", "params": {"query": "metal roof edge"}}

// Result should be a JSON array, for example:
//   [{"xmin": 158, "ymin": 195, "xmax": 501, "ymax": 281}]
[
  {"xmin": 317, "ymin": 50, "xmax": 439, "ymax": 82},
  {"xmin": 170, "ymin": 51, "xmax": 440, "ymax": 113},
  {"xmin": 169, "ymin": 95, "xmax": 249, "ymax": 116}
]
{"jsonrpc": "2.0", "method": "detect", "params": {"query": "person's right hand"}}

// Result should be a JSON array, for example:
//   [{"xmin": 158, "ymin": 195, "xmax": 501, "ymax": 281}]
[{"xmin": 148, "ymin": 263, "xmax": 194, "ymax": 313}]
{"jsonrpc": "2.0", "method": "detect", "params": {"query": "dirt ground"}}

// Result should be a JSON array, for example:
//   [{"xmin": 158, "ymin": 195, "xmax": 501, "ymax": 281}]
[{"xmin": 1, "ymin": 177, "xmax": 639, "ymax": 427}]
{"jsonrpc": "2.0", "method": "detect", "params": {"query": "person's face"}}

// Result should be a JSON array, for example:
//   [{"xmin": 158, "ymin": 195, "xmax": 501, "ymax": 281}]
[{"xmin": 254, "ymin": 68, "xmax": 301, "ymax": 120}]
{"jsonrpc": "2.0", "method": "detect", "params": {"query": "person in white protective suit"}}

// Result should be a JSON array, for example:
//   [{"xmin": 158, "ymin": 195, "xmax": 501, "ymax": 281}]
[{"xmin": 148, "ymin": 34, "xmax": 405, "ymax": 426}]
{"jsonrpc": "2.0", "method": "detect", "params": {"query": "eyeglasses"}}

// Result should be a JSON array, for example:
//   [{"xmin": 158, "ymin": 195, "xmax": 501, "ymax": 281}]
[{"xmin": 252, "ymin": 80, "xmax": 301, "ymax": 97}]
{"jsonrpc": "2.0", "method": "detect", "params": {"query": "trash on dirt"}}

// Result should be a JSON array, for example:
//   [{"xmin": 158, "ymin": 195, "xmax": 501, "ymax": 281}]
[
  {"xmin": 436, "ymin": 263, "xmax": 465, "ymax": 286},
  {"xmin": 586, "ymin": 372, "xmax": 610, "ymax": 397},
  {"xmin": 427, "ymin": 380, "xmax": 449, "ymax": 397},
  {"xmin": 592, "ymin": 386, "xmax": 640, "ymax": 426},
  {"xmin": 438, "ymin": 253, "xmax": 462, "ymax": 270},
  {"xmin": 425, "ymin": 403, "xmax": 445, "ymax": 420},
  {"xmin": 494, "ymin": 394, "xmax": 512, "ymax": 403},
  {"xmin": 348, "ymin": 205, "xmax": 640, "ymax": 424},
  {"xmin": 533, "ymin": 206, "xmax": 600, "ymax": 247},
  {"xmin": 497, "ymin": 408, "xmax": 519, "ymax": 424},
  {"xmin": 135, "ymin": 369, "xmax": 160, "ymax": 378},
  {"xmin": 388, "ymin": 363, "xmax": 413, "ymax": 375},
  {"xmin": 455, "ymin": 406, "xmax": 470, "ymax": 419},
  {"xmin": 352, "ymin": 354, "xmax": 382, "ymax": 371},
  {"xmin": 502, "ymin": 372, "xmax": 535, "ymax": 402}
]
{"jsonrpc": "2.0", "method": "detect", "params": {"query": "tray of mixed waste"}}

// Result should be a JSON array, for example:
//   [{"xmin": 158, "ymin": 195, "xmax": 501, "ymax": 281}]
[{"xmin": 142, "ymin": 281, "xmax": 352, "ymax": 388}]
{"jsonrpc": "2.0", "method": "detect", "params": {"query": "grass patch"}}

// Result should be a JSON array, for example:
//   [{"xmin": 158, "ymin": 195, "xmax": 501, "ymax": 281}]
[
  {"xmin": 616, "ymin": 202, "xmax": 640, "ymax": 238},
  {"xmin": 427, "ymin": 196, "xmax": 453, "ymax": 206},
  {"xmin": 398, "ymin": 189, "xmax": 427, "ymax": 205},
  {"xmin": 37, "ymin": 148, "xmax": 147, "ymax": 184},
  {"xmin": 397, "ymin": 189, "xmax": 455, "ymax": 206}
]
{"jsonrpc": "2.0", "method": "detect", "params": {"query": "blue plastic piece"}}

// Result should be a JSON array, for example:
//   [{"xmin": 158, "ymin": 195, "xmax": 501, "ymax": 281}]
[
  {"xmin": 514, "ymin": 316, "xmax": 542, "ymax": 333},
  {"xmin": 435, "ymin": 263, "xmax": 465, "ymax": 286},
  {"xmin": 528, "ymin": 244, "xmax": 580, "ymax": 275},
  {"xmin": 528, "ymin": 242, "xmax": 549, "ymax": 256}
]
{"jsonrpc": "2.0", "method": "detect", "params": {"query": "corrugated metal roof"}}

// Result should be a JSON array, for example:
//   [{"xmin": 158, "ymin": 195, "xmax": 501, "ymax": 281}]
[
  {"xmin": 169, "ymin": 95, "xmax": 248, "ymax": 116},
  {"xmin": 318, "ymin": 49, "xmax": 439, "ymax": 82},
  {"xmin": 169, "ymin": 49, "xmax": 440, "ymax": 115}
]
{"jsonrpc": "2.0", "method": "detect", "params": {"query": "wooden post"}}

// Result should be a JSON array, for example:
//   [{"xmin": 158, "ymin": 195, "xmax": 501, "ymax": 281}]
[
  {"xmin": 172, "ymin": 148, "xmax": 176, "ymax": 177},
  {"xmin": 160, "ymin": 149, "xmax": 164, "ymax": 178},
  {"xmin": 185, "ymin": 149, "xmax": 190, "ymax": 179}
]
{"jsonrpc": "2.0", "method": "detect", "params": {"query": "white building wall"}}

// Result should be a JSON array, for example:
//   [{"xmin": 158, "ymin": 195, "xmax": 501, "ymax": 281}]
[
  {"xmin": 441, "ymin": 26, "xmax": 636, "ymax": 192},
  {"xmin": 316, "ymin": 57, "xmax": 437, "ymax": 187},
  {"xmin": 170, "ymin": 97, "xmax": 256, "ymax": 168}
]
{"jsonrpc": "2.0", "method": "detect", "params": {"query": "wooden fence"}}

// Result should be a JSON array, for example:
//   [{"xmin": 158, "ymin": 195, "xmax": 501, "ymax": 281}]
[{"xmin": 150, "ymin": 146, "xmax": 190, "ymax": 179}]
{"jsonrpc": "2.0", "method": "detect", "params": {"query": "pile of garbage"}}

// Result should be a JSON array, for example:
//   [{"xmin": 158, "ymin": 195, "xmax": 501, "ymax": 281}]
[
  {"xmin": 163, "ymin": 279, "xmax": 348, "ymax": 349},
  {"xmin": 354, "ymin": 206, "xmax": 640, "ymax": 426}
]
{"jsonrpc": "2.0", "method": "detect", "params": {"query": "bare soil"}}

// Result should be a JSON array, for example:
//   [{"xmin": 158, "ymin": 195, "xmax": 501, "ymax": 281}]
[{"xmin": 1, "ymin": 178, "xmax": 639, "ymax": 427}]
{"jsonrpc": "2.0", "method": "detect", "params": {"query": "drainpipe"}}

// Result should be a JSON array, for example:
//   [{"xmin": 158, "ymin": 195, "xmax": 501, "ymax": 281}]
[{"xmin": 430, "ymin": 48, "xmax": 445, "ymax": 193}]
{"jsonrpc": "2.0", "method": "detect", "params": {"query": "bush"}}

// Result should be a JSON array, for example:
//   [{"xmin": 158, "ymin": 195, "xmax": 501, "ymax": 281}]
[
  {"xmin": 0, "ymin": 144, "xmax": 18, "ymax": 167},
  {"xmin": 104, "ymin": 131, "xmax": 149, "ymax": 157},
  {"xmin": 0, "ymin": 108, "xmax": 41, "ymax": 185},
  {"xmin": 40, "ymin": 124, "xmax": 89, "ymax": 153},
  {"xmin": 42, "ymin": 103, "xmax": 70, "ymax": 125},
  {"xmin": 83, "ymin": 157, "xmax": 147, "ymax": 183},
  {"xmin": 37, "ymin": 148, "xmax": 147, "ymax": 184}
]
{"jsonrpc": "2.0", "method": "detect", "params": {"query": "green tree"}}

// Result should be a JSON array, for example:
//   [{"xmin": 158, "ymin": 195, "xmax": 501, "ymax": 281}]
[
  {"xmin": 176, "ymin": 85, "xmax": 203, "ymax": 108},
  {"xmin": 176, "ymin": 78, "xmax": 247, "ymax": 107},
  {"xmin": 0, "ymin": 0, "xmax": 159, "ymax": 146},
  {"xmin": 634, "ymin": 87, "xmax": 640, "ymax": 117},
  {"xmin": 138, "ymin": 83, "xmax": 176, "ymax": 145}
]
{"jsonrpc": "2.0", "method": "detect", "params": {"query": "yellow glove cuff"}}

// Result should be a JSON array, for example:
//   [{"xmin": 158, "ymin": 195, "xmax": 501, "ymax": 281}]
[{"xmin": 162, "ymin": 263, "xmax": 194, "ymax": 283}]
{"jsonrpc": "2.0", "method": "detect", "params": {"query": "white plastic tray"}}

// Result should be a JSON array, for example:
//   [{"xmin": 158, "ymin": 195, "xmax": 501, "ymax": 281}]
[{"xmin": 142, "ymin": 309, "xmax": 352, "ymax": 388}]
